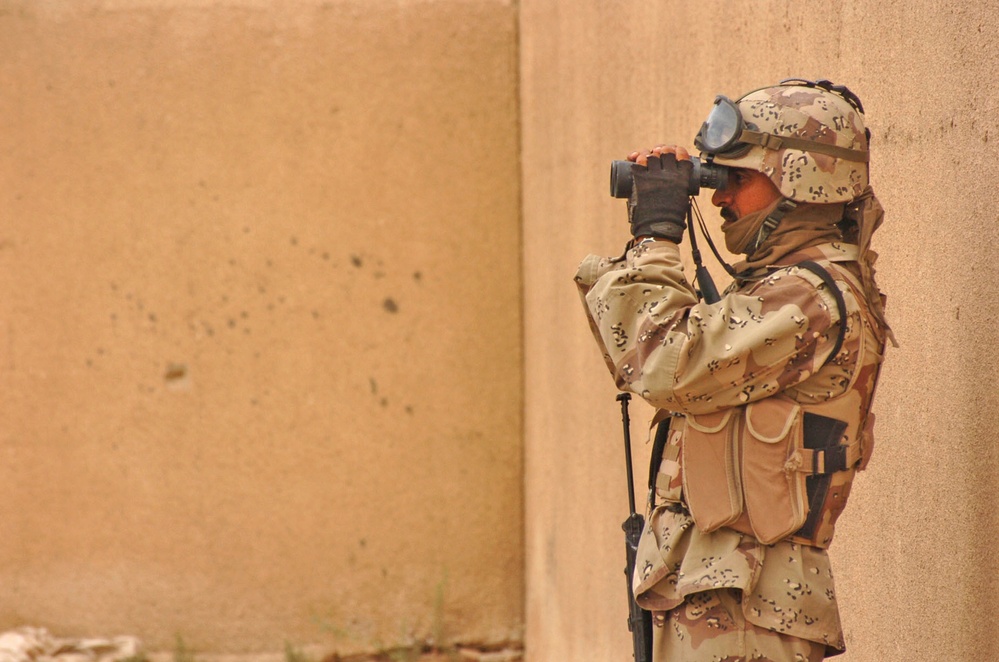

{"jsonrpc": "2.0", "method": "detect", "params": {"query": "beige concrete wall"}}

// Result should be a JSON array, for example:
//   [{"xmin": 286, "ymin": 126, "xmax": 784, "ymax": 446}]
[
  {"xmin": 522, "ymin": 2, "xmax": 999, "ymax": 661},
  {"xmin": 0, "ymin": 0, "xmax": 521, "ymax": 656}
]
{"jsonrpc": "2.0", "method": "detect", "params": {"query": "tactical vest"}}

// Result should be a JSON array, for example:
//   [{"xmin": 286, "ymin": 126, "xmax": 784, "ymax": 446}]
[{"xmin": 652, "ymin": 260, "xmax": 885, "ymax": 549}]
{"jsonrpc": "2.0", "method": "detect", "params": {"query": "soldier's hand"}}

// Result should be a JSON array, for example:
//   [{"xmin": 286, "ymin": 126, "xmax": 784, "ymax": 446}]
[{"xmin": 626, "ymin": 145, "xmax": 692, "ymax": 243}]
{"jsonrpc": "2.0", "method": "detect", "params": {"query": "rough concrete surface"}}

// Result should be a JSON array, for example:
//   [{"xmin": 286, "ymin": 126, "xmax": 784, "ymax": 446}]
[
  {"xmin": 4, "ymin": 1, "xmax": 999, "ymax": 661},
  {"xmin": 521, "ymin": 1, "xmax": 999, "ymax": 661},
  {"xmin": 0, "ymin": 0, "xmax": 521, "ymax": 657}
]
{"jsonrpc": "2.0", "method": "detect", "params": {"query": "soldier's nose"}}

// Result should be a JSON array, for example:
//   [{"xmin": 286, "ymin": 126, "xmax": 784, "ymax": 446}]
[{"xmin": 711, "ymin": 188, "xmax": 729, "ymax": 208}]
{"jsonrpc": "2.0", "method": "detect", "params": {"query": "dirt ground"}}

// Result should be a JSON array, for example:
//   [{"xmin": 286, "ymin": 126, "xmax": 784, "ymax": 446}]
[{"xmin": 324, "ymin": 647, "xmax": 522, "ymax": 662}]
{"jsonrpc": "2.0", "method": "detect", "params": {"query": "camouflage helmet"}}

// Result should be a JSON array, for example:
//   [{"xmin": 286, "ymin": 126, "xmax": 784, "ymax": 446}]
[{"xmin": 694, "ymin": 79, "xmax": 870, "ymax": 203}]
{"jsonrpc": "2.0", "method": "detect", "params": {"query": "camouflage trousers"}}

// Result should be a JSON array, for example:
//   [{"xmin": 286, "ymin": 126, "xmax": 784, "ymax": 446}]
[{"xmin": 654, "ymin": 589, "xmax": 828, "ymax": 661}]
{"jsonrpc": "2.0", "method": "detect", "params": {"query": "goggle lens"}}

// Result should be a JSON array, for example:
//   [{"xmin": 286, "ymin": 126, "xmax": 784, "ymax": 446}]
[{"xmin": 696, "ymin": 96, "xmax": 744, "ymax": 154}]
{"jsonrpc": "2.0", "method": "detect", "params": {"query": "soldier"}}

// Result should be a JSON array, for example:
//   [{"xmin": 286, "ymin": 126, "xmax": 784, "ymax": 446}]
[{"xmin": 576, "ymin": 80, "xmax": 894, "ymax": 660}]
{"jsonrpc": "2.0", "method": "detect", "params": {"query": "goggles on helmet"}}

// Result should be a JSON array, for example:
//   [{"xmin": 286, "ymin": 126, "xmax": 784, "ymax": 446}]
[
  {"xmin": 693, "ymin": 93, "xmax": 870, "ymax": 163},
  {"xmin": 694, "ymin": 96, "xmax": 750, "ymax": 157}
]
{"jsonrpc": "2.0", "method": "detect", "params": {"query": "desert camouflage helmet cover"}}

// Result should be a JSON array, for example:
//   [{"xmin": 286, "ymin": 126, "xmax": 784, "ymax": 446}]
[{"xmin": 702, "ymin": 82, "xmax": 870, "ymax": 204}]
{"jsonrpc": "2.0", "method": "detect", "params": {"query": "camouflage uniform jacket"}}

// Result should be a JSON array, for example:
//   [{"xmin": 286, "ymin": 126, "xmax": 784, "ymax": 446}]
[{"xmin": 575, "ymin": 240, "xmax": 887, "ymax": 654}]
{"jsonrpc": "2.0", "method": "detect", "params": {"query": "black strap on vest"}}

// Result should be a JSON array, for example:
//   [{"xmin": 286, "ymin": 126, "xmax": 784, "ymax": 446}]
[
  {"xmin": 648, "ymin": 420, "xmax": 671, "ymax": 497},
  {"xmin": 796, "ymin": 260, "xmax": 848, "ymax": 366}
]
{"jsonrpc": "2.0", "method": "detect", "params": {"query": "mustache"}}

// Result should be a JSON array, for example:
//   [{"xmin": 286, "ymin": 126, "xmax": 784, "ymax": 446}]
[{"xmin": 720, "ymin": 207, "xmax": 738, "ymax": 224}]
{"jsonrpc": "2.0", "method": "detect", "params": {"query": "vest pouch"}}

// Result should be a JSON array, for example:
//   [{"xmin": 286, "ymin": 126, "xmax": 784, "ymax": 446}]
[
  {"xmin": 743, "ymin": 398, "xmax": 808, "ymax": 544},
  {"xmin": 681, "ymin": 409, "xmax": 742, "ymax": 532}
]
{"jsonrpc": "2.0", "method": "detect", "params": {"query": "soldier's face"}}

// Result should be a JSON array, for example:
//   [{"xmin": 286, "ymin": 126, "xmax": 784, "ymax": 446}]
[{"xmin": 711, "ymin": 168, "xmax": 782, "ymax": 224}]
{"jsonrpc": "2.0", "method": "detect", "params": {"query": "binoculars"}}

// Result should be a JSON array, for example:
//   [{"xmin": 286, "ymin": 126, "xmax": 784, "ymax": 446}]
[{"xmin": 609, "ymin": 157, "xmax": 729, "ymax": 198}]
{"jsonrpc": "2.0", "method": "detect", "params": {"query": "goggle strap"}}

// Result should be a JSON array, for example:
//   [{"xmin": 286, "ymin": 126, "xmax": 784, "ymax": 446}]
[{"xmin": 739, "ymin": 129, "xmax": 870, "ymax": 163}]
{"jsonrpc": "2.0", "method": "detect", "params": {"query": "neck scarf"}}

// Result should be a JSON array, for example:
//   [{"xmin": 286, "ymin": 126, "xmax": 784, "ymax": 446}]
[
  {"xmin": 843, "ymin": 187, "xmax": 897, "ymax": 345},
  {"xmin": 727, "ymin": 200, "xmax": 845, "ymax": 272}
]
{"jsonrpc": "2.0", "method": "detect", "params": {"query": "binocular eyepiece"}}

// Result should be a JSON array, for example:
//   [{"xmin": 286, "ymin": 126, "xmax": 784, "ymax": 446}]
[{"xmin": 609, "ymin": 157, "xmax": 729, "ymax": 199}]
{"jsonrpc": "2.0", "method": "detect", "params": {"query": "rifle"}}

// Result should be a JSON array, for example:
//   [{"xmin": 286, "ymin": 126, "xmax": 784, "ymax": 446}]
[{"xmin": 617, "ymin": 393, "xmax": 653, "ymax": 662}]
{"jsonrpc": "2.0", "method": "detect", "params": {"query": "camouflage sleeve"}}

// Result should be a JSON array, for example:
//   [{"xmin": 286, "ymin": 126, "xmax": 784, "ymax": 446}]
[{"xmin": 575, "ymin": 241, "xmax": 843, "ymax": 415}]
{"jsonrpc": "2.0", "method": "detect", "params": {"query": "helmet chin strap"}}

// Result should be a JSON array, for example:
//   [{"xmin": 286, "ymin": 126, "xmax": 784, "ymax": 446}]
[
  {"xmin": 687, "ymin": 195, "xmax": 801, "ymax": 300},
  {"xmin": 744, "ymin": 198, "xmax": 798, "ymax": 257}
]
